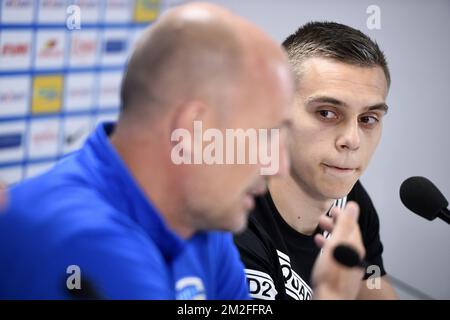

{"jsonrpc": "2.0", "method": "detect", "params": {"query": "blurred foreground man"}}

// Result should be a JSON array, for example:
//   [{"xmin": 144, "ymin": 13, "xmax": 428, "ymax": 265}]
[{"xmin": 0, "ymin": 4, "xmax": 364, "ymax": 299}]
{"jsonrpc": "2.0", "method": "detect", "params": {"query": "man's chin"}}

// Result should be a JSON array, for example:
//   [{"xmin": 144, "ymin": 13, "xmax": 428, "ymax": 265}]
[
  {"xmin": 207, "ymin": 207, "xmax": 249, "ymax": 234},
  {"xmin": 228, "ymin": 209, "xmax": 251, "ymax": 234},
  {"xmin": 319, "ymin": 181, "xmax": 356, "ymax": 200},
  {"xmin": 231, "ymin": 221, "xmax": 249, "ymax": 234}
]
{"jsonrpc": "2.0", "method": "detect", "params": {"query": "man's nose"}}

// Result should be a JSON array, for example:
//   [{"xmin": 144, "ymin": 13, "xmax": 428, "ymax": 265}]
[{"xmin": 336, "ymin": 119, "xmax": 361, "ymax": 151}]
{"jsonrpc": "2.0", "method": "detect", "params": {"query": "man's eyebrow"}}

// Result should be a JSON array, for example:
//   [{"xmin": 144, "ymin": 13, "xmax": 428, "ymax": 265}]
[
  {"xmin": 306, "ymin": 95, "xmax": 345, "ymax": 107},
  {"xmin": 306, "ymin": 95, "xmax": 389, "ymax": 114},
  {"xmin": 367, "ymin": 103, "xmax": 389, "ymax": 114}
]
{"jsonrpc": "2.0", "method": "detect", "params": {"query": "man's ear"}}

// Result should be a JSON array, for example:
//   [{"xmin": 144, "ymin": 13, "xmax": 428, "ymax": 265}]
[
  {"xmin": 169, "ymin": 100, "xmax": 207, "ymax": 159},
  {"xmin": 171, "ymin": 100, "xmax": 207, "ymax": 136}
]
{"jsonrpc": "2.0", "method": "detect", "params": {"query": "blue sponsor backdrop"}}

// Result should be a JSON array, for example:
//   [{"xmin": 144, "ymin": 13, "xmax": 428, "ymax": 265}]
[{"xmin": 0, "ymin": 0, "xmax": 184, "ymax": 185}]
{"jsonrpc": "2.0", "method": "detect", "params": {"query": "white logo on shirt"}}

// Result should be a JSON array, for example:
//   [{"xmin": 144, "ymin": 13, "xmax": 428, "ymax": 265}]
[
  {"xmin": 277, "ymin": 250, "xmax": 313, "ymax": 300},
  {"xmin": 245, "ymin": 269, "xmax": 278, "ymax": 300},
  {"xmin": 176, "ymin": 277, "xmax": 206, "ymax": 300}
]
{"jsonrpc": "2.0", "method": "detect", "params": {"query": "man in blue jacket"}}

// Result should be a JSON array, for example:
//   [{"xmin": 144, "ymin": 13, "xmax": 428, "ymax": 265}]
[{"xmin": 0, "ymin": 3, "xmax": 365, "ymax": 299}]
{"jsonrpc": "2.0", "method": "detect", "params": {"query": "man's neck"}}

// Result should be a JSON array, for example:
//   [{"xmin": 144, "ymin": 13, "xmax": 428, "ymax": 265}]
[
  {"xmin": 268, "ymin": 175, "xmax": 335, "ymax": 236},
  {"xmin": 110, "ymin": 122, "xmax": 196, "ymax": 239}
]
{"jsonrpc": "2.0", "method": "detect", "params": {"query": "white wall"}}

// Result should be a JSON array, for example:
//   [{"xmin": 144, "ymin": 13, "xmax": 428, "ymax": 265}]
[{"xmin": 202, "ymin": 0, "xmax": 450, "ymax": 299}]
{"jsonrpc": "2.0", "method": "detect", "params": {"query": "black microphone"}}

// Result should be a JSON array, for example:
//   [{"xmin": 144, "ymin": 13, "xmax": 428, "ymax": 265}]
[
  {"xmin": 399, "ymin": 176, "xmax": 450, "ymax": 225},
  {"xmin": 333, "ymin": 244, "xmax": 367, "ymax": 269}
]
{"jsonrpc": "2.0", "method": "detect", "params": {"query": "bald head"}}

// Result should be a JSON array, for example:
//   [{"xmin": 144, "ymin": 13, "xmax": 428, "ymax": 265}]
[{"xmin": 120, "ymin": 2, "xmax": 289, "ymax": 122}]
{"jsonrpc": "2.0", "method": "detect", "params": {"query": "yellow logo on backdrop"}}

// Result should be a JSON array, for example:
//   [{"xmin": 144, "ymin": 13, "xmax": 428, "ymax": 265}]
[
  {"xmin": 32, "ymin": 75, "xmax": 63, "ymax": 114},
  {"xmin": 134, "ymin": 0, "xmax": 160, "ymax": 22}
]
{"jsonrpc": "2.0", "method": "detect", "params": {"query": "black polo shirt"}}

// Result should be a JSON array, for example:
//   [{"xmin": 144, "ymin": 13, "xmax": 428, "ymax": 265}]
[{"xmin": 234, "ymin": 180, "xmax": 386, "ymax": 300}]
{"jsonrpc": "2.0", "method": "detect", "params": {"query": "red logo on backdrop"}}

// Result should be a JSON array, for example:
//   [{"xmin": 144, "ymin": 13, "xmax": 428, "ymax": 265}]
[
  {"xmin": 40, "ymin": 0, "xmax": 65, "ymax": 8},
  {"xmin": 2, "ymin": 43, "xmax": 29, "ymax": 56},
  {"xmin": 71, "ymin": 37, "xmax": 96, "ymax": 57},
  {"xmin": 0, "ymin": 91, "xmax": 26, "ymax": 103},
  {"xmin": 4, "ymin": 0, "xmax": 33, "ymax": 8},
  {"xmin": 38, "ymin": 39, "xmax": 63, "ymax": 58},
  {"xmin": 32, "ymin": 130, "xmax": 57, "ymax": 146}
]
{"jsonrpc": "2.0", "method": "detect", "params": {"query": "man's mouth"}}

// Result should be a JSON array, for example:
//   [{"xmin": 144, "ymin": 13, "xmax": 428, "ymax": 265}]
[{"xmin": 322, "ymin": 163, "xmax": 357, "ymax": 175}]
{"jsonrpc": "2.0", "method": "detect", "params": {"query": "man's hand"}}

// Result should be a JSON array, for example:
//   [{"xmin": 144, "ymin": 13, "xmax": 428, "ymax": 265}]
[{"xmin": 311, "ymin": 201, "xmax": 366, "ymax": 300}]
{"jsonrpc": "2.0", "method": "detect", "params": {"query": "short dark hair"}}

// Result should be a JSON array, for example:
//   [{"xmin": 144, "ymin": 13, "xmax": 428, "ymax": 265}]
[{"xmin": 282, "ymin": 21, "xmax": 390, "ymax": 87}]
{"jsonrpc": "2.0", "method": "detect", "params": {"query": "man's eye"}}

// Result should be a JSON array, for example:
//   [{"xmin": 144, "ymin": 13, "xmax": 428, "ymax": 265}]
[
  {"xmin": 317, "ymin": 110, "xmax": 338, "ymax": 120},
  {"xmin": 359, "ymin": 115, "xmax": 379, "ymax": 125}
]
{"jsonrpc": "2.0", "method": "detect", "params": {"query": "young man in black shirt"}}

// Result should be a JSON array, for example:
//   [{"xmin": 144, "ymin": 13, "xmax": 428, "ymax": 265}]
[{"xmin": 234, "ymin": 22, "xmax": 398, "ymax": 300}]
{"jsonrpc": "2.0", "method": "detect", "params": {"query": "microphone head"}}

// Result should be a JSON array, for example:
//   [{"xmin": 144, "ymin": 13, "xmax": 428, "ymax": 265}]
[
  {"xmin": 400, "ymin": 176, "xmax": 449, "ymax": 221},
  {"xmin": 333, "ymin": 244, "xmax": 360, "ymax": 268}
]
